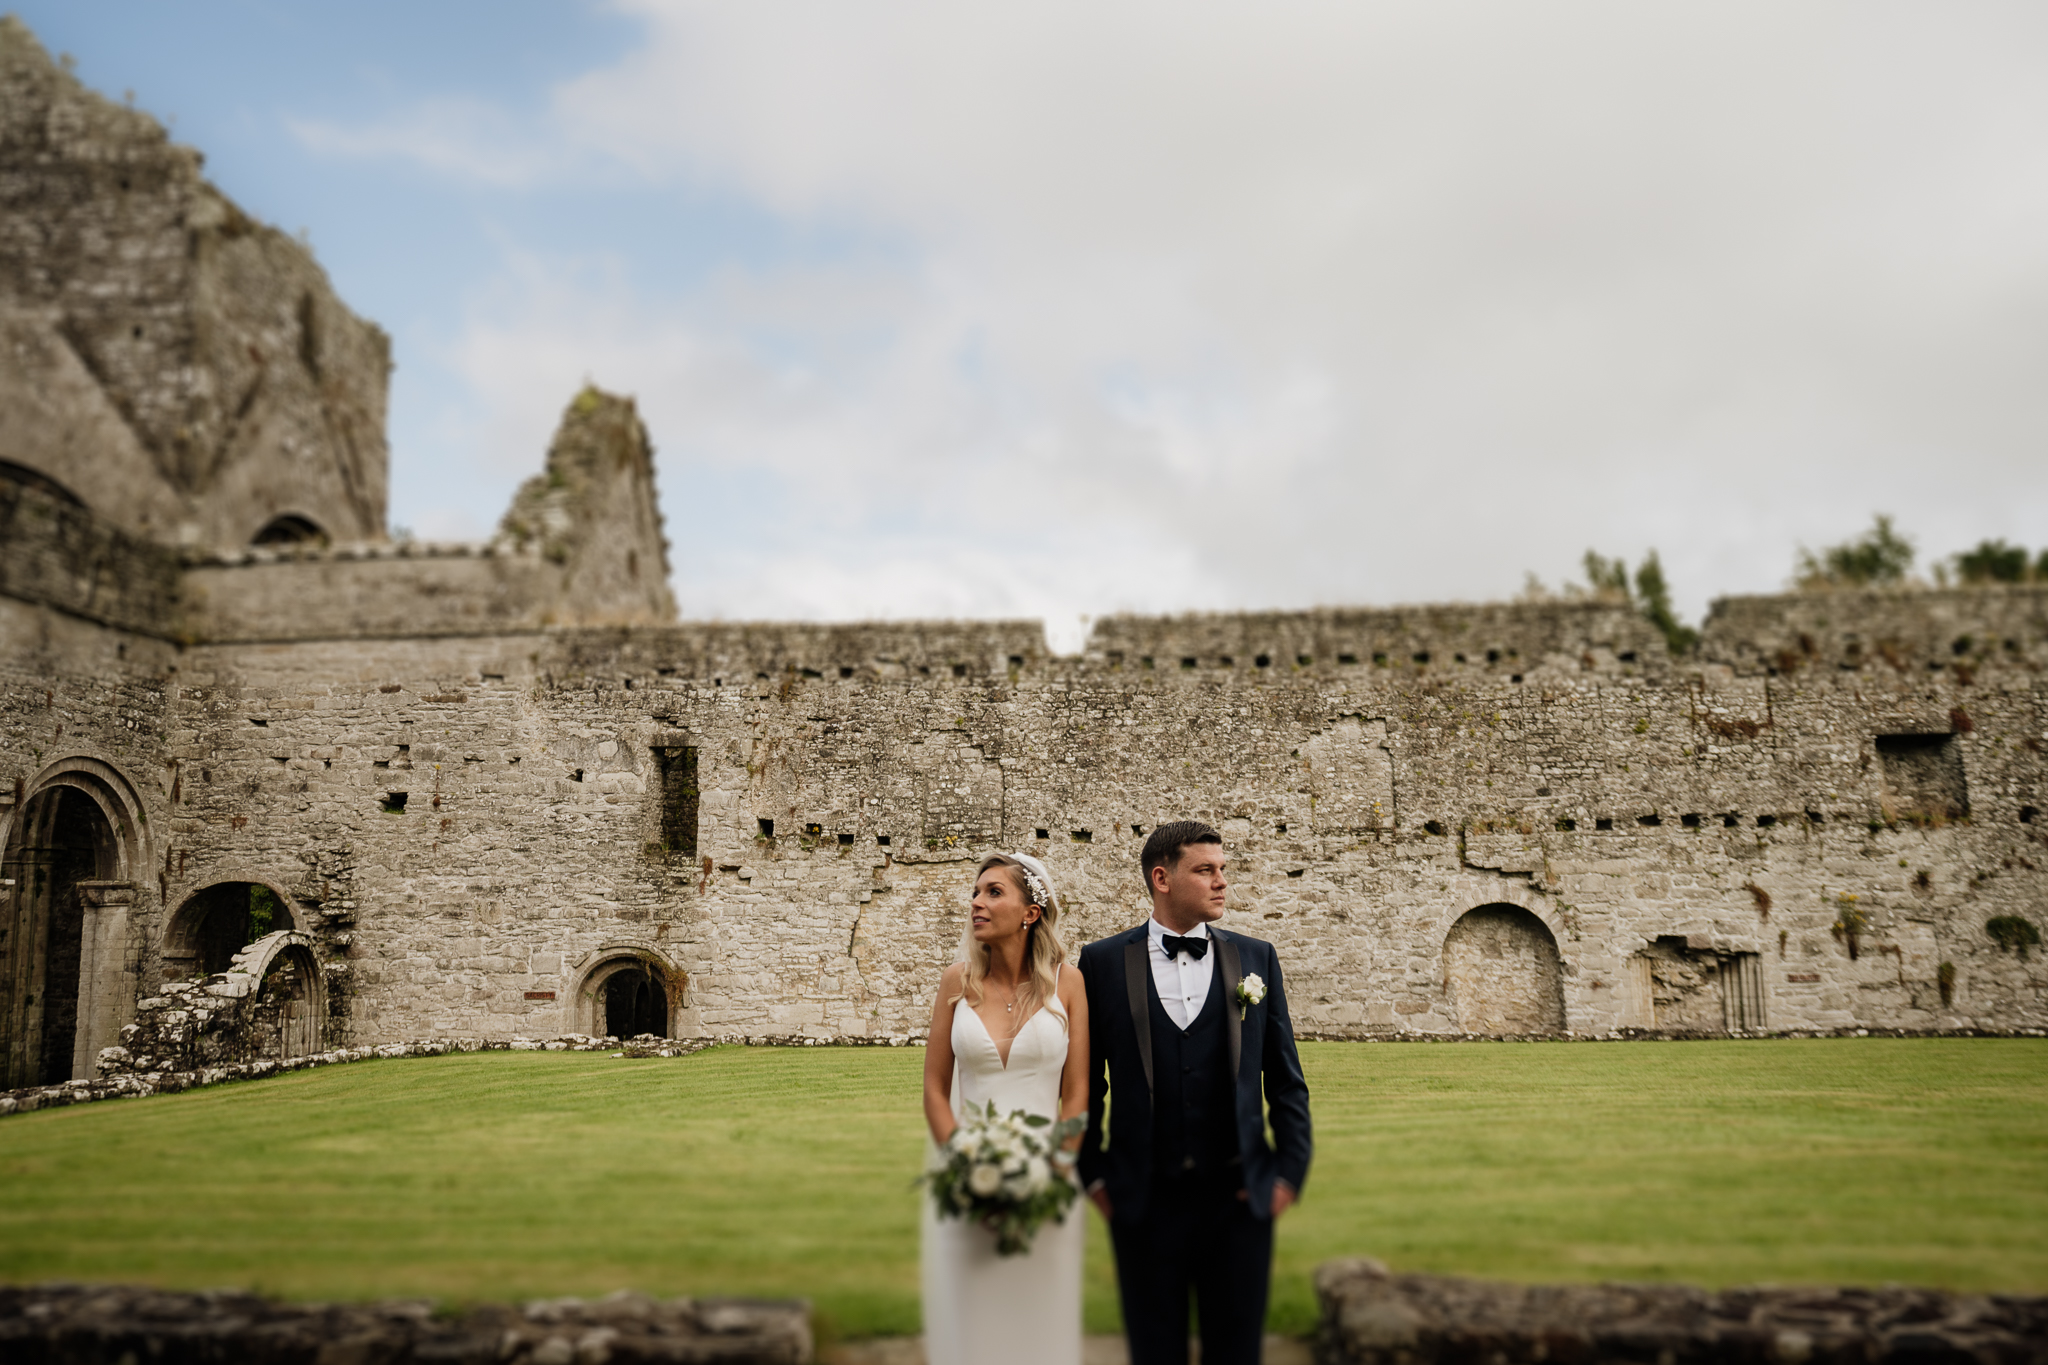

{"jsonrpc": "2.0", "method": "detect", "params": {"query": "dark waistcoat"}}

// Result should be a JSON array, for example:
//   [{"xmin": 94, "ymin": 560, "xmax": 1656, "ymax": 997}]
[{"xmin": 1147, "ymin": 961, "xmax": 1240, "ymax": 1180}]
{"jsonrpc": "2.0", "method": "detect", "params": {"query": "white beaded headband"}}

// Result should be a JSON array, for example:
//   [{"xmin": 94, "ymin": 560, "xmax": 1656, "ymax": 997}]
[{"xmin": 1003, "ymin": 851, "xmax": 1058, "ymax": 913}]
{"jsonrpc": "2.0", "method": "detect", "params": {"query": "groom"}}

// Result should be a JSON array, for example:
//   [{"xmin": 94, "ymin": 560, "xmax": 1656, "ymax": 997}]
[{"xmin": 1078, "ymin": 821, "xmax": 1314, "ymax": 1365}]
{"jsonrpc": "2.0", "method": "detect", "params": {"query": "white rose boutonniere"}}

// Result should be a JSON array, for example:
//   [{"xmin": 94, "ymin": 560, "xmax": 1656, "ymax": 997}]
[{"xmin": 1236, "ymin": 972, "xmax": 1267, "ymax": 1020}]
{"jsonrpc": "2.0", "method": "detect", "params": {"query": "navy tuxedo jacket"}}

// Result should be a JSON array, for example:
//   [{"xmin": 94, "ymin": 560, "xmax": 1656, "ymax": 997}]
[{"xmin": 1076, "ymin": 923, "xmax": 1313, "ymax": 1223}]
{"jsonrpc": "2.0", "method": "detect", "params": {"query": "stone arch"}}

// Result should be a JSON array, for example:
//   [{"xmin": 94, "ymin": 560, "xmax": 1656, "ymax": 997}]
[
  {"xmin": 570, "ymin": 943, "xmax": 685, "ymax": 1040},
  {"xmin": 163, "ymin": 879, "xmax": 303, "ymax": 981},
  {"xmin": 0, "ymin": 457, "xmax": 87, "ymax": 508},
  {"xmin": 1443, "ymin": 903, "xmax": 1567, "ymax": 1035},
  {"xmin": 228, "ymin": 931, "xmax": 325, "ymax": 1059},
  {"xmin": 1, "ymin": 756, "xmax": 150, "ymax": 882},
  {"xmin": 251, "ymin": 513, "xmax": 328, "ymax": 547},
  {"xmin": 1, "ymin": 757, "xmax": 150, "ymax": 1086}
]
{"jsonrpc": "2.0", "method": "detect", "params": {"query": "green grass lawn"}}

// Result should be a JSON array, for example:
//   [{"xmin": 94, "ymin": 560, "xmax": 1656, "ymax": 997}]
[{"xmin": 0, "ymin": 1039, "xmax": 2043, "ymax": 1338}]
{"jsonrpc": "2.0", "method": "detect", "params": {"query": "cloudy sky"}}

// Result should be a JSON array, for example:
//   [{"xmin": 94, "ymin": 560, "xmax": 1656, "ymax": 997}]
[{"xmin": 22, "ymin": 2, "xmax": 2048, "ymax": 648}]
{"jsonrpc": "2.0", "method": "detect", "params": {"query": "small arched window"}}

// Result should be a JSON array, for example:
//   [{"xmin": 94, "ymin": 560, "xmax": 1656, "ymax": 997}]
[
  {"xmin": 252, "ymin": 514, "xmax": 328, "ymax": 546},
  {"xmin": 0, "ymin": 459, "xmax": 87, "ymax": 509}
]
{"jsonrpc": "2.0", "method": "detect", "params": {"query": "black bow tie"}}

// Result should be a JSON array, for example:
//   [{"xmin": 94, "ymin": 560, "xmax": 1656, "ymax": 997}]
[{"xmin": 1161, "ymin": 934, "xmax": 1209, "ymax": 961}]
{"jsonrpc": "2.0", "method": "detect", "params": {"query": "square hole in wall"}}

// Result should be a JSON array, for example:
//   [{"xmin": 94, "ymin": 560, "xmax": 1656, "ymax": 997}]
[
  {"xmin": 1723, "ymin": 813, "xmax": 1740, "ymax": 827},
  {"xmin": 1255, "ymin": 654, "xmax": 1271, "ymax": 668},
  {"xmin": 1876, "ymin": 732, "xmax": 1969, "ymax": 820},
  {"xmin": 1338, "ymin": 653, "xmax": 1359, "ymax": 665},
  {"xmin": 1556, "ymin": 818, "xmax": 1576, "ymax": 831},
  {"xmin": 838, "ymin": 832, "xmax": 855, "ymax": 846},
  {"xmin": 380, "ymin": 792, "xmax": 408, "ymax": 813},
  {"xmin": 1035, "ymin": 828, "xmax": 1050, "ymax": 839},
  {"xmin": 803, "ymin": 822, "xmax": 823, "ymax": 837},
  {"xmin": 1070, "ymin": 829, "xmax": 1092, "ymax": 843},
  {"xmin": 1638, "ymin": 814, "xmax": 1662, "ymax": 827},
  {"xmin": 877, "ymin": 834, "xmax": 892, "ymax": 845},
  {"xmin": 1595, "ymin": 818, "xmax": 1614, "ymax": 831},
  {"xmin": 1181, "ymin": 657, "xmax": 1198, "ymax": 669},
  {"xmin": 758, "ymin": 818, "xmax": 775, "ymax": 838},
  {"xmin": 1680, "ymin": 813, "xmax": 1701, "ymax": 828},
  {"xmin": 1757, "ymin": 814, "xmax": 1777, "ymax": 827}
]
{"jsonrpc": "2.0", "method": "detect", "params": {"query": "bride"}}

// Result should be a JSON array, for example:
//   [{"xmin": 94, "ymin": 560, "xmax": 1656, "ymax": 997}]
[{"xmin": 921, "ymin": 851, "xmax": 1090, "ymax": 1365}]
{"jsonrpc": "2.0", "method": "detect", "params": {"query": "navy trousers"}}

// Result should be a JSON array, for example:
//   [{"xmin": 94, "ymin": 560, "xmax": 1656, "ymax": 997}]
[{"xmin": 1109, "ymin": 1170, "xmax": 1274, "ymax": 1365}]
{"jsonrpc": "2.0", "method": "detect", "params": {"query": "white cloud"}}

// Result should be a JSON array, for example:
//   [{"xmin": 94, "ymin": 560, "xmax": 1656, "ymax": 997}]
[
  {"xmin": 370, "ymin": 1, "xmax": 2048, "ymax": 627},
  {"xmin": 290, "ymin": 97, "xmax": 562, "ymax": 187}
]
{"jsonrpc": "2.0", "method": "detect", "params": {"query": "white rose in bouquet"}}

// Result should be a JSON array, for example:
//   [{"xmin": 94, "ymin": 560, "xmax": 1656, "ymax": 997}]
[{"xmin": 969, "ymin": 1163, "xmax": 1004, "ymax": 1197}]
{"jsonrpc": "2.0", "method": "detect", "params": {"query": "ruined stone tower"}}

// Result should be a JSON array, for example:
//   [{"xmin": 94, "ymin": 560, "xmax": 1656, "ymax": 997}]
[{"xmin": 0, "ymin": 16, "xmax": 389, "ymax": 548}]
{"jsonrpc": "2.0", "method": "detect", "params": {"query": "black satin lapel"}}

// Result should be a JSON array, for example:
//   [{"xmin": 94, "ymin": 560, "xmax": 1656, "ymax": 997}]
[
  {"xmin": 1219, "ymin": 935, "xmax": 1243, "ymax": 1080},
  {"xmin": 1124, "ymin": 936, "xmax": 1154, "ymax": 1099}
]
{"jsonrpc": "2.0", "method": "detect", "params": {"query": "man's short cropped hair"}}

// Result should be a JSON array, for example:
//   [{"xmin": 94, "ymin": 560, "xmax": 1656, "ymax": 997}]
[{"xmin": 1140, "ymin": 820, "xmax": 1223, "ymax": 883}]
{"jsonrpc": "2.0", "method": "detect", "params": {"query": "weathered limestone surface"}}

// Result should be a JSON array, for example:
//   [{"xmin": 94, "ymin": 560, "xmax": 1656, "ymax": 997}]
[
  {"xmin": 1, "ymin": 15, "xmax": 2043, "ymax": 1079},
  {"xmin": 1314, "ymin": 1259, "xmax": 2048, "ymax": 1365},
  {"xmin": 0, "ymin": 1283, "xmax": 811, "ymax": 1364}
]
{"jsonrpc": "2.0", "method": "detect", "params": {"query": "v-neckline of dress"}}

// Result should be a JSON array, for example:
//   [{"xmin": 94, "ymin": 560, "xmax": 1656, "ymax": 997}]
[{"xmin": 965, "ymin": 999, "xmax": 1043, "ymax": 1070}]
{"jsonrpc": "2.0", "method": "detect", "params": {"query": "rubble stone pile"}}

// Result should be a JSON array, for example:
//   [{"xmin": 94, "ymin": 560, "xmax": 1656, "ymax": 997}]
[{"xmin": 1314, "ymin": 1259, "xmax": 2048, "ymax": 1365}]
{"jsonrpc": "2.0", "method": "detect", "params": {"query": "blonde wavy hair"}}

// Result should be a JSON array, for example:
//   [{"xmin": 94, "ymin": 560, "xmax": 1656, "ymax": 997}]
[{"xmin": 954, "ymin": 853, "xmax": 1069, "ymax": 1031}]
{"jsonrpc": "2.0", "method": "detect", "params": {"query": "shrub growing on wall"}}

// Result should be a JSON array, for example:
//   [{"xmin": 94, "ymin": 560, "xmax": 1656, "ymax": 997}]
[{"xmin": 1985, "ymin": 915, "xmax": 2041, "ymax": 961}]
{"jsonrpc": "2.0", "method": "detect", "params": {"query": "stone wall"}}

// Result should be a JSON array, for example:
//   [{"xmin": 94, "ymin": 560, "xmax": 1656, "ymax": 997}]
[
  {"xmin": 0, "ymin": 1284, "xmax": 812, "ymax": 1364},
  {"xmin": 4, "ymin": 513, "xmax": 2045, "ymax": 1070},
  {"xmin": 1313, "ymin": 1258, "xmax": 2048, "ymax": 1365},
  {"xmin": 110, "ymin": 596, "xmax": 2040, "ymax": 1051}
]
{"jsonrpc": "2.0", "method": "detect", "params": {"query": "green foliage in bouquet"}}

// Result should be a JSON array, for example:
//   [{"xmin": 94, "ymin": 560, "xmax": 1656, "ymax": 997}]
[{"xmin": 924, "ymin": 1102, "xmax": 1086, "ymax": 1256}]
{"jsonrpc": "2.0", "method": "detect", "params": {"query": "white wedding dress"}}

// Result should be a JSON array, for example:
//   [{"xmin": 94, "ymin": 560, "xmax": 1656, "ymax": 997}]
[{"xmin": 921, "ymin": 976, "xmax": 1085, "ymax": 1365}]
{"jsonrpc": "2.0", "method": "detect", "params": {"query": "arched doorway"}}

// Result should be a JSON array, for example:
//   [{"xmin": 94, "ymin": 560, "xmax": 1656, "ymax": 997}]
[
  {"xmin": 572, "ymin": 948, "xmax": 680, "ymax": 1040},
  {"xmin": 236, "ymin": 932, "xmax": 325, "ymax": 1059},
  {"xmin": 605, "ymin": 964, "xmax": 669, "ymax": 1039},
  {"xmin": 164, "ymin": 882, "xmax": 293, "ymax": 980},
  {"xmin": 1, "ymin": 786, "xmax": 117, "ymax": 1087},
  {"xmin": 1443, "ymin": 904, "xmax": 1567, "ymax": 1035}
]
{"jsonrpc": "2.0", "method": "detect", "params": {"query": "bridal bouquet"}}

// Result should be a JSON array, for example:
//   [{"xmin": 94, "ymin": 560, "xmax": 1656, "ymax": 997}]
[{"xmin": 925, "ymin": 1102, "xmax": 1086, "ymax": 1255}]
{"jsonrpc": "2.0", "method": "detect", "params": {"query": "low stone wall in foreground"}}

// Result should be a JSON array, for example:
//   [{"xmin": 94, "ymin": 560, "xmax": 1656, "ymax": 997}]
[
  {"xmin": 1315, "ymin": 1259, "xmax": 2048, "ymax": 1365},
  {"xmin": 0, "ymin": 1285, "xmax": 811, "ymax": 1364}
]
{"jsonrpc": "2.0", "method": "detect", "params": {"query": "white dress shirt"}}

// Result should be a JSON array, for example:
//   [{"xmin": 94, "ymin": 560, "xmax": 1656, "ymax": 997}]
[{"xmin": 1148, "ymin": 917, "xmax": 1215, "ymax": 1031}]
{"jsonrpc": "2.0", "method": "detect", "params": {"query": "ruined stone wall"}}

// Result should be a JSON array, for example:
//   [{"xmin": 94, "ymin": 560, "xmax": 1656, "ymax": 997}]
[
  {"xmin": 2, "ymin": 581, "xmax": 2044, "ymax": 1070},
  {"xmin": 114, "ymin": 597, "xmax": 2039, "ymax": 1053},
  {"xmin": 0, "ymin": 479, "xmax": 184, "ymax": 637},
  {"xmin": 0, "ymin": 18, "xmax": 389, "ymax": 548},
  {"xmin": 0, "ymin": 594, "xmax": 176, "ymax": 1082}
]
